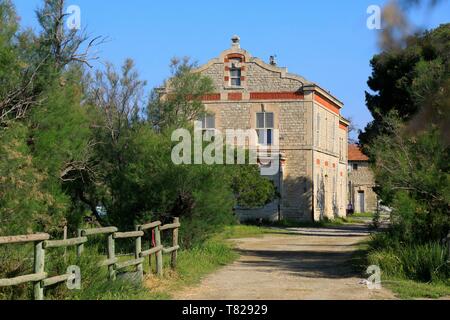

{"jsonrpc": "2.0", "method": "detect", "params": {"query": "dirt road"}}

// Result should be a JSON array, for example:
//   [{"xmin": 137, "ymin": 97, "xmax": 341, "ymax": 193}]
[{"xmin": 173, "ymin": 223, "xmax": 396, "ymax": 300}]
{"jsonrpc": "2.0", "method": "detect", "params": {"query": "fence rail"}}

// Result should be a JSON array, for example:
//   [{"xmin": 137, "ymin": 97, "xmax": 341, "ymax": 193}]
[{"xmin": 0, "ymin": 218, "xmax": 181, "ymax": 300}]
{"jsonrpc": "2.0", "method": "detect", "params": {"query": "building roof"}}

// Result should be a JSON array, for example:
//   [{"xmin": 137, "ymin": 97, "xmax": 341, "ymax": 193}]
[
  {"xmin": 348, "ymin": 145, "xmax": 369, "ymax": 161},
  {"xmin": 192, "ymin": 36, "xmax": 344, "ymax": 108}
]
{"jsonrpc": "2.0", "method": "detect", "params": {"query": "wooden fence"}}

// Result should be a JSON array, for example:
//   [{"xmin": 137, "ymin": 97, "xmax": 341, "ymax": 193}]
[
  {"xmin": 448, "ymin": 232, "xmax": 450, "ymax": 264},
  {"xmin": 0, "ymin": 218, "xmax": 180, "ymax": 300}
]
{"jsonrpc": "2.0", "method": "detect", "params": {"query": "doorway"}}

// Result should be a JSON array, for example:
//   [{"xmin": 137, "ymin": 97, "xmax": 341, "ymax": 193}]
[{"xmin": 358, "ymin": 191, "xmax": 365, "ymax": 213}]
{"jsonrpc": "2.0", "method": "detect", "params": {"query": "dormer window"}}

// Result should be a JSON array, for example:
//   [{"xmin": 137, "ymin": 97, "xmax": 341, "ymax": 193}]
[{"xmin": 230, "ymin": 66, "xmax": 241, "ymax": 87}]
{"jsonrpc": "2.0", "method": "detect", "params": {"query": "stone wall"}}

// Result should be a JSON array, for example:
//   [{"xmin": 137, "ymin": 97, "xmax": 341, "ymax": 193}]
[
  {"xmin": 312, "ymin": 102, "xmax": 348, "ymax": 220},
  {"xmin": 349, "ymin": 161, "xmax": 378, "ymax": 213}
]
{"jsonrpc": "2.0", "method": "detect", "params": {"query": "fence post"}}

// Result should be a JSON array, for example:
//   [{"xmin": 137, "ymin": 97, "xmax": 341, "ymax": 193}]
[
  {"xmin": 108, "ymin": 233, "xmax": 116, "ymax": 281},
  {"xmin": 33, "ymin": 240, "xmax": 45, "ymax": 300},
  {"xmin": 63, "ymin": 225, "xmax": 68, "ymax": 263},
  {"xmin": 171, "ymin": 218, "xmax": 180, "ymax": 270},
  {"xmin": 155, "ymin": 226, "xmax": 163, "ymax": 277},
  {"xmin": 447, "ymin": 232, "xmax": 450, "ymax": 264},
  {"xmin": 135, "ymin": 226, "xmax": 143, "ymax": 281},
  {"xmin": 76, "ymin": 229, "xmax": 84, "ymax": 257}
]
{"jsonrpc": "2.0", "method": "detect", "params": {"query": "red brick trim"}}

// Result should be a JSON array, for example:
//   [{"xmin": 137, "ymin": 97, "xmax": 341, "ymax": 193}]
[
  {"xmin": 314, "ymin": 92, "xmax": 341, "ymax": 115},
  {"xmin": 224, "ymin": 76, "xmax": 229, "ymax": 82},
  {"xmin": 202, "ymin": 94, "xmax": 221, "ymax": 101},
  {"xmin": 250, "ymin": 92, "xmax": 304, "ymax": 100},
  {"xmin": 228, "ymin": 93, "xmax": 243, "ymax": 101},
  {"xmin": 316, "ymin": 159, "xmax": 321, "ymax": 165},
  {"xmin": 225, "ymin": 53, "xmax": 245, "ymax": 63},
  {"xmin": 325, "ymin": 161, "xmax": 329, "ymax": 167},
  {"xmin": 240, "ymin": 76, "xmax": 246, "ymax": 81}
]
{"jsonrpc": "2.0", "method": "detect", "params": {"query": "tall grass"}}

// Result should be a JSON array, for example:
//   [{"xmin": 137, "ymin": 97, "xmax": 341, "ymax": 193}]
[
  {"xmin": 0, "ymin": 245, "xmax": 150, "ymax": 300},
  {"xmin": 368, "ymin": 241, "xmax": 449, "ymax": 283}
]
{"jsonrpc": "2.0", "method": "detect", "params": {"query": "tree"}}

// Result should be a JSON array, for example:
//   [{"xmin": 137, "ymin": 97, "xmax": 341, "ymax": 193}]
[
  {"xmin": 0, "ymin": 123, "xmax": 67, "ymax": 236},
  {"xmin": 367, "ymin": 114, "xmax": 449, "ymax": 244},
  {"xmin": 360, "ymin": 23, "xmax": 450, "ymax": 147},
  {"xmin": 0, "ymin": 0, "xmax": 103, "ymax": 233},
  {"xmin": 0, "ymin": 0, "xmax": 36, "ymax": 124},
  {"xmin": 147, "ymin": 57, "xmax": 214, "ymax": 130},
  {"xmin": 78, "ymin": 59, "xmax": 148, "ymax": 223}
]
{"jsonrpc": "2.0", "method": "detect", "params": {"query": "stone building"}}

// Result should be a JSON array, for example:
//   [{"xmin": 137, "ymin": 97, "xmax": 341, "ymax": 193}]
[
  {"xmin": 194, "ymin": 36, "xmax": 349, "ymax": 222},
  {"xmin": 348, "ymin": 145, "xmax": 378, "ymax": 214}
]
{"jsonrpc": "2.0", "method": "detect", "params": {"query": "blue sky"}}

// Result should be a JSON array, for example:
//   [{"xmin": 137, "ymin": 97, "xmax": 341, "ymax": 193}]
[{"xmin": 13, "ymin": 0, "xmax": 450, "ymax": 138}]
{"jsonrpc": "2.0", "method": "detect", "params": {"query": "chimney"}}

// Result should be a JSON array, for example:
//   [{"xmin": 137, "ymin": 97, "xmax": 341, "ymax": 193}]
[
  {"xmin": 231, "ymin": 35, "xmax": 240, "ymax": 49},
  {"xmin": 269, "ymin": 55, "xmax": 277, "ymax": 66}
]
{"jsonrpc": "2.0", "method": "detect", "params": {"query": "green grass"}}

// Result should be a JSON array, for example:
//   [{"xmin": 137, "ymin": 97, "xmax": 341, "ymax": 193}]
[
  {"xmin": 141, "ymin": 224, "xmax": 284, "ymax": 299},
  {"xmin": 351, "ymin": 212, "xmax": 375, "ymax": 218},
  {"xmin": 351, "ymin": 238, "xmax": 450, "ymax": 300},
  {"xmin": 214, "ymin": 224, "xmax": 282, "ymax": 240},
  {"xmin": 383, "ymin": 278, "xmax": 450, "ymax": 299},
  {"xmin": 259, "ymin": 217, "xmax": 358, "ymax": 229}
]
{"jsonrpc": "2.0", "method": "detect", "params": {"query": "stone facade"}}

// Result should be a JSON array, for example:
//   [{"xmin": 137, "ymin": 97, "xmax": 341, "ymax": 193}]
[
  {"xmin": 348, "ymin": 145, "xmax": 378, "ymax": 213},
  {"xmin": 195, "ymin": 36, "xmax": 349, "ymax": 222}
]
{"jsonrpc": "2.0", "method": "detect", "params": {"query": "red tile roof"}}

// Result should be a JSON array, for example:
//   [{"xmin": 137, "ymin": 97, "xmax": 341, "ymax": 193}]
[{"xmin": 348, "ymin": 144, "xmax": 369, "ymax": 161}]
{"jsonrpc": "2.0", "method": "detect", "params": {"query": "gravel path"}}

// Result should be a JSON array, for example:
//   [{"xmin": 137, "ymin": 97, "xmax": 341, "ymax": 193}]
[{"xmin": 173, "ymin": 223, "xmax": 396, "ymax": 300}]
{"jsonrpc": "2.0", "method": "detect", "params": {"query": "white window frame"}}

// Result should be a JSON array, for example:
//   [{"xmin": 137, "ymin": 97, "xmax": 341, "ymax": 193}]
[
  {"xmin": 256, "ymin": 112, "xmax": 274, "ymax": 146},
  {"xmin": 229, "ymin": 60, "xmax": 242, "ymax": 87},
  {"xmin": 200, "ymin": 114, "xmax": 216, "ymax": 136}
]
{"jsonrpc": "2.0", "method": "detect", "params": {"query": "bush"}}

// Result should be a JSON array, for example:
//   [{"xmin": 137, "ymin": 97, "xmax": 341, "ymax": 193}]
[{"xmin": 368, "ymin": 241, "xmax": 449, "ymax": 282}]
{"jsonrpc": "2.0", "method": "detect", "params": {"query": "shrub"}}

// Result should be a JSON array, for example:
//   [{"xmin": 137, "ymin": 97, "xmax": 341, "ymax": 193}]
[{"xmin": 368, "ymin": 242, "xmax": 449, "ymax": 282}]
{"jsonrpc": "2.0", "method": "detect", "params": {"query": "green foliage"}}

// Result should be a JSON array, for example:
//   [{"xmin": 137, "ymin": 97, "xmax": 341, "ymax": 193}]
[
  {"xmin": 368, "ymin": 240, "xmax": 449, "ymax": 283},
  {"xmin": 0, "ymin": 124, "xmax": 65, "ymax": 235},
  {"xmin": 0, "ymin": 0, "xmax": 19, "ymax": 95},
  {"xmin": 82, "ymin": 60, "xmax": 275, "ymax": 248},
  {"xmin": 360, "ymin": 23, "xmax": 450, "ymax": 294},
  {"xmin": 147, "ymin": 57, "xmax": 214, "ymax": 130},
  {"xmin": 174, "ymin": 239, "xmax": 238, "ymax": 288},
  {"xmin": 360, "ymin": 23, "xmax": 450, "ymax": 146},
  {"xmin": 382, "ymin": 278, "xmax": 450, "ymax": 299},
  {"xmin": 228, "ymin": 164, "xmax": 276, "ymax": 209},
  {"xmin": 368, "ymin": 118, "xmax": 449, "ymax": 244},
  {"xmin": 0, "ymin": 242, "xmax": 34, "ymax": 300},
  {"xmin": 0, "ymin": 245, "xmax": 149, "ymax": 300}
]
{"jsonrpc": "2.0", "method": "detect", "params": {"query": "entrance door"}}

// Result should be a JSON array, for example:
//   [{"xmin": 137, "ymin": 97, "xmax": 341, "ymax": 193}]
[{"xmin": 358, "ymin": 191, "xmax": 365, "ymax": 213}]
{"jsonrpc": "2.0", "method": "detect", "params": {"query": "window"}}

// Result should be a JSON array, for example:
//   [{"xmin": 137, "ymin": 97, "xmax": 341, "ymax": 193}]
[
  {"xmin": 256, "ymin": 112, "xmax": 274, "ymax": 145},
  {"xmin": 330, "ymin": 119, "xmax": 336, "ymax": 153},
  {"xmin": 200, "ymin": 114, "xmax": 216, "ymax": 135},
  {"xmin": 353, "ymin": 163, "xmax": 359, "ymax": 171},
  {"xmin": 316, "ymin": 113, "xmax": 321, "ymax": 147},
  {"xmin": 230, "ymin": 67, "xmax": 241, "ymax": 86}
]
